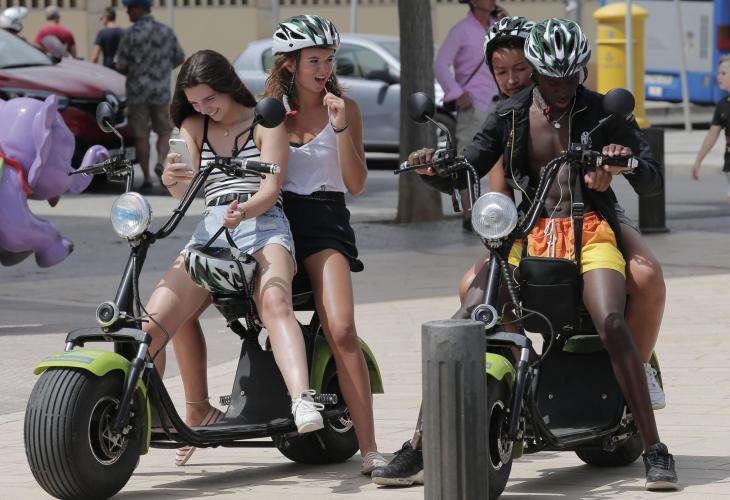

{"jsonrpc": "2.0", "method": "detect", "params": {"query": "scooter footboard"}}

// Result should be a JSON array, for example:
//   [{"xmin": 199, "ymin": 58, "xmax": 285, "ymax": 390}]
[{"xmin": 534, "ymin": 348, "xmax": 625, "ymax": 440}]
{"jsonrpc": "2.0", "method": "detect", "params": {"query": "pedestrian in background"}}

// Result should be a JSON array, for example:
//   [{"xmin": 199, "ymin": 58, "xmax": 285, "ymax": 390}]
[
  {"xmin": 691, "ymin": 54, "xmax": 730, "ymax": 206},
  {"xmin": 434, "ymin": 0, "xmax": 506, "ymax": 231},
  {"xmin": 115, "ymin": 0, "xmax": 184, "ymax": 192},
  {"xmin": 34, "ymin": 5, "xmax": 77, "ymax": 58},
  {"xmin": 91, "ymin": 7, "xmax": 124, "ymax": 71}
]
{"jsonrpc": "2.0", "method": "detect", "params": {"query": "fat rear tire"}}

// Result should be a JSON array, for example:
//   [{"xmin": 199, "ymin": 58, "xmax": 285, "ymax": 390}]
[
  {"xmin": 24, "ymin": 368, "xmax": 143, "ymax": 500},
  {"xmin": 274, "ymin": 363, "xmax": 359, "ymax": 464},
  {"xmin": 487, "ymin": 375, "xmax": 513, "ymax": 499},
  {"xmin": 575, "ymin": 433, "xmax": 643, "ymax": 466}
]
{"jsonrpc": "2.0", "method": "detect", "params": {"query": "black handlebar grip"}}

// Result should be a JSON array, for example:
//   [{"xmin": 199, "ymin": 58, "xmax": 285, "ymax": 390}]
[
  {"xmin": 596, "ymin": 155, "xmax": 638, "ymax": 170},
  {"xmin": 239, "ymin": 159, "xmax": 281, "ymax": 174}
]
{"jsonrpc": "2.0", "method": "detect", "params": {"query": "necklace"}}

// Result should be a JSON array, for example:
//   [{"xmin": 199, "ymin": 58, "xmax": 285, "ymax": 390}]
[{"xmin": 532, "ymin": 88, "xmax": 572, "ymax": 129}]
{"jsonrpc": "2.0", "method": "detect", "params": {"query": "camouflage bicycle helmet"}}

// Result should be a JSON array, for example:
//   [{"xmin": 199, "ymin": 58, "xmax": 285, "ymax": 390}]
[
  {"xmin": 273, "ymin": 15, "xmax": 340, "ymax": 54},
  {"xmin": 525, "ymin": 18, "xmax": 591, "ymax": 78},
  {"xmin": 484, "ymin": 16, "xmax": 535, "ymax": 72},
  {"xmin": 184, "ymin": 244, "xmax": 257, "ymax": 295}
]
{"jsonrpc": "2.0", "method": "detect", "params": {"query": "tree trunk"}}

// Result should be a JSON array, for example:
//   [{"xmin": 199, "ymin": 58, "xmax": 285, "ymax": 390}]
[{"xmin": 396, "ymin": 0, "xmax": 443, "ymax": 223}]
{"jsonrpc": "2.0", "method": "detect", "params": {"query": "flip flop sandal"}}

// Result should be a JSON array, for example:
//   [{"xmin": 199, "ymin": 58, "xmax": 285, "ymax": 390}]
[{"xmin": 174, "ymin": 406, "xmax": 224, "ymax": 466}]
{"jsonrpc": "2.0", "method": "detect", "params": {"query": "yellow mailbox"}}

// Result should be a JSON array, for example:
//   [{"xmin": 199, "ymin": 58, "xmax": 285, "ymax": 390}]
[{"xmin": 593, "ymin": 2, "xmax": 649, "ymax": 127}]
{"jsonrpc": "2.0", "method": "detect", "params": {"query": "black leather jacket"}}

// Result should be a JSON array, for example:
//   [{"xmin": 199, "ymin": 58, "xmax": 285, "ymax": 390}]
[{"xmin": 425, "ymin": 84, "xmax": 663, "ymax": 244}]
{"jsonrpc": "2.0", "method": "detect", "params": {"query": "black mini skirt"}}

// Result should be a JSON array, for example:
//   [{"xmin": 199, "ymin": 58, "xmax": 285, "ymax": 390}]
[{"xmin": 283, "ymin": 191, "xmax": 364, "ymax": 275}]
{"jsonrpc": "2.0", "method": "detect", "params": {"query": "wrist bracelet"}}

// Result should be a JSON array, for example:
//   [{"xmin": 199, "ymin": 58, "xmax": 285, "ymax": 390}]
[{"xmin": 332, "ymin": 122, "xmax": 349, "ymax": 134}]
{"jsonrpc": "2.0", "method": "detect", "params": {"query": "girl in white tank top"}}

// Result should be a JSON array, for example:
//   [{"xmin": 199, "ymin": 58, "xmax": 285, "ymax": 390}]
[{"xmin": 262, "ymin": 14, "xmax": 387, "ymax": 473}]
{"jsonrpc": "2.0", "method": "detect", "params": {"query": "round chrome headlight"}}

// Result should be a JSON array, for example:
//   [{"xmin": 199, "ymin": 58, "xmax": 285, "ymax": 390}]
[
  {"xmin": 110, "ymin": 192, "xmax": 152, "ymax": 239},
  {"xmin": 471, "ymin": 192, "xmax": 518, "ymax": 240}
]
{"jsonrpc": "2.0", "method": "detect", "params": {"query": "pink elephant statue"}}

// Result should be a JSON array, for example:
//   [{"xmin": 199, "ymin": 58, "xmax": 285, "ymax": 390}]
[{"xmin": 0, "ymin": 95, "xmax": 109, "ymax": 267}]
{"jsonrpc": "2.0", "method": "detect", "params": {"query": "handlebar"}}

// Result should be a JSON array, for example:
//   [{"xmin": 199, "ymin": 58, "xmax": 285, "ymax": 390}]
[
  {"xmin": 563, "ymin": 144, "xmax": 638, "ymax": 172},
  {"xmin": 70, "ymin": 156, "xmax": 131, "ymax": 177},
  {"xmin": 230, "ymin": 158, "xmax": 281, "ymax": 175}
]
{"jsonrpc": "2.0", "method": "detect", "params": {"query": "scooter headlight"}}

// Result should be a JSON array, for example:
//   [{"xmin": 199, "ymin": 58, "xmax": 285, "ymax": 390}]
[
  {"xmin": 471, "ymin": 192, "xmax": 518, "ymax": 240},
  {"xmin": 110, "ymin": 192, "xmax": 152, "ymax": 239}
]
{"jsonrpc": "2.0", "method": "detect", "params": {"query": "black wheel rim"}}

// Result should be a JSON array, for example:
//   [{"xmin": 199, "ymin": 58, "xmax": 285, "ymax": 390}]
[
  {"xmin": 88, "ymin": 396, "xmax": 128, "ymax": 465},
  {"xmin": 489, "ymin": 399, "xmax": 513, "ymax": 470}
]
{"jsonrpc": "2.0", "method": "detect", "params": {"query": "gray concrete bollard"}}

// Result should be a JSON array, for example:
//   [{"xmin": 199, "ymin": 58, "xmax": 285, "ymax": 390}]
[
  {"xmin": 639, "ymin": 127, "xmax": 670, "ymax": 233},
  {"xmin": 422, "ymin": 319, "xmax": 488, "ymax": 500}
]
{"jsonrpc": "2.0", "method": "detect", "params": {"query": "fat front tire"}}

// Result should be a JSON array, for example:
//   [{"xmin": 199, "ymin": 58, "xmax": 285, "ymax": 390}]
[
  {"xmin": 487, "ymin": 375, "xmax": 513, "ymax": 499},
  {"xmin": 24, "ymin": 368, "xmax": 143, "ymax": 500},
  {"xmin": 575, "ymin": 433, "xmax": 643, "ymax": 467},
  {"xmin": 274, "ymin": 363, "xmax": 359, "ymax": 464}
]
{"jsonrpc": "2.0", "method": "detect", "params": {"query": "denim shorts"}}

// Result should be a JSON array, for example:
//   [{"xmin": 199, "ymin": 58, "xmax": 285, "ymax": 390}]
[{"xmin": 184, "ymin": 204, "xmax": 295, "ymax": 262}]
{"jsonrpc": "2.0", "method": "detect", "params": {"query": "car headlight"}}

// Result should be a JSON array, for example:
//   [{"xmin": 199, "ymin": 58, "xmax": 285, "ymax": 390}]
[
  {"xmin": 471, "ymin": 192, "xmax": 518, "ymax": 240},
  {"xmin": 110, "ymin": 192, "xmax": 152, "ymax": 239}
]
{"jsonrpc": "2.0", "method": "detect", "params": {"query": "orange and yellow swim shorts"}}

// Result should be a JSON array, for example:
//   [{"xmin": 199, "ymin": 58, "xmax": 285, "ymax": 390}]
[{"xmin": 508, "ymin": 211, "xmax": 626, "ymax": 277}]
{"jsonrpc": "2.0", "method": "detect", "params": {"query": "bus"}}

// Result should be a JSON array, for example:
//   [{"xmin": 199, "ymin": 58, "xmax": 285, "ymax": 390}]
[{"xmin": 602, "ymin": 0, "xmax": 730, "ymax": 104}]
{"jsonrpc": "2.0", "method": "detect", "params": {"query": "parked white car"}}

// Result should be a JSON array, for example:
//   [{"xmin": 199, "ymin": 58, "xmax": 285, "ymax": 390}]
[{"xmin": 233, "ymin": 34, "xmax": 455, "ymax": 153}]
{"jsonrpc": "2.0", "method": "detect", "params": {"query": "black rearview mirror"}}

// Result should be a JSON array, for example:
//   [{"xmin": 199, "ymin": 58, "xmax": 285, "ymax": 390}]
[
  {"xmin": 95, "ymin": 102, "xmax": 115, "ymax": 133},
  {"xmin": 255, "ymin": 97, "xmax": 286, "ymax": 128},
  {"xmin": 603, "ymin": 88, "xmax": 635, "ymax": 118},
  {"xmin": 407, "ymin": 92, "xmax": 435, "ymax": 124}
]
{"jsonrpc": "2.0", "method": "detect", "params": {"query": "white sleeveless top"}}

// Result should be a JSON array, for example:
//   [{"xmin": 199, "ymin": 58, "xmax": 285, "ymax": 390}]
[{"xmin": 283, "ymin": 124, "xmax": 347, "ymax": 194}]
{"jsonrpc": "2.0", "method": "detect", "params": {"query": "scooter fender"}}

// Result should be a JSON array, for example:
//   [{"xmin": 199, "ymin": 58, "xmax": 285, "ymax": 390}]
[
  {"xmin": 485, "ymin": 352, "xmax": 523, "ymax": 459},
  {"xmin": 485, "ymin": 352, "xmax": 515, "ymax": 386},
  {"xmin": 310, "ymin": 335, "xmax": 384, "ymax": 394},
  {"xmin": 34, "ymin": 348, "xmax": 151, "ymax": 454}
]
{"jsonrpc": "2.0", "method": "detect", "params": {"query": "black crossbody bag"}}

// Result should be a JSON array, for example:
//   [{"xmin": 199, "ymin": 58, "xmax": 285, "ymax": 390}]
[{"xmin": 518, "ymin": 173, "xmax": 585, "ymax": 335}]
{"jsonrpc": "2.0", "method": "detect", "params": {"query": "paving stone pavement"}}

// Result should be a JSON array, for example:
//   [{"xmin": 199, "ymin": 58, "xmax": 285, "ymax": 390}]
[{"xmin": 2, "ymin": 268, "xmax": 730, "ymax": 499}]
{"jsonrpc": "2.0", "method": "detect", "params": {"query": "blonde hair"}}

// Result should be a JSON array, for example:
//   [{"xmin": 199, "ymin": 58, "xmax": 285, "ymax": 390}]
[
  {"xmin": 719, "ymin": 54, "xmax": 730, "ymax": 67},
  {"xmin": 262, "ymin": 51, "xmax": 345, "ymax": 112}
]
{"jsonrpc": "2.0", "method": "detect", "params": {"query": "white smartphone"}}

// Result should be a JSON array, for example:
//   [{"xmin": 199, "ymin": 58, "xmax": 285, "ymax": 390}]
[{"xmin": 168, "ymin": 138, "xmax": 195, "ymax": 172}]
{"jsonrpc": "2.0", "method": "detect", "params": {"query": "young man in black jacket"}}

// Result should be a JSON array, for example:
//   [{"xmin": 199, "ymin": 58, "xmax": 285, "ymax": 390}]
[{"xmin": 373, "ymin": 18, "xmax": 678, "ymax": 492}]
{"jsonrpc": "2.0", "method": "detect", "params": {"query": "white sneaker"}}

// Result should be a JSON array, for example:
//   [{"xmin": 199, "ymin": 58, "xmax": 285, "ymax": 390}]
[
  {"xmin": 644, "ymin": 363, "xmax": 666, "ymax": 410},
  {"xmin": 291, "ymin": 390, "xmax": 324, "ymax": 433}
]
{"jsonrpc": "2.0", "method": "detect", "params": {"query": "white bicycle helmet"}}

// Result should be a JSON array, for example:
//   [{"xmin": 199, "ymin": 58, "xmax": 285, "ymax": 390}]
[
  {"xmin": 273, "ymin": 15, "xmax": 340, "ymax": 54},
  {"xmin": 0, "ymin": 6, "xmax": 28, "ymax": 33},
  {"xmin": 184, "ymin": 244, "xmax": 257, "ymax": 295},
  {"xmin": 525, "ymin": 18, "xmax": 591, "ymax": 78}
]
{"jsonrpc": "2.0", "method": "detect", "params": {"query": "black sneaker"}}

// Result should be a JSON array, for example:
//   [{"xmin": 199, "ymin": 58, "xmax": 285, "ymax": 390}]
[
  {"xmin": 371, "ymin": 440, "xmax": 423, "ymax": 486},
  {"xmin": 643, "ymin": 442, "xmax": 679, "ymax": 491},
  {"xmin": 462, "ymin": 217, "xmax": 473, "ymax": 233}
]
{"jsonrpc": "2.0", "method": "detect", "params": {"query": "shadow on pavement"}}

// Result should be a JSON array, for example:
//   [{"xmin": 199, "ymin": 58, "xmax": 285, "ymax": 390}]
[
  {"xmin": 123, "ymin": 460, "xmax": 372, "ymax": 498},
  {"xmin": 504, "ymin": 453, "xmax": 729, "ymax": 497}
]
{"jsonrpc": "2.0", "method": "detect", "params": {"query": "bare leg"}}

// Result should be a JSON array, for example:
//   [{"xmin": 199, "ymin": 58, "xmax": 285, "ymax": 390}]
[
  {"xmin": 621, "ymin": 224, "xmax": 665, "ymax": 362},
  {"xmin": 582, "ymin": 268, "xmax": 660, "ymax": 449},
  {"xmin": 156, "ymin": 131, "xmax": 171, "ymax": 169},
  {"xmin": 459, "ymin": 254, "xmax": 488, "ymax": 303},
  {"xmin": 142, "ymin": 255, "xmax": 210, "ymax": 376},
  {"xmin": 171, "ymin": 298, "xmax": 216, "ymax": 426},
  {"xmin": 134, "ymin": 135, "xmax": 151, "ymax": 184},
  {"xmin": 253, "ymin": 244, "xmax": 309, "ymax": 396},
  {"xmin": 304, "ymin": 249, "xmax": 378, "ymax": 455}
]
